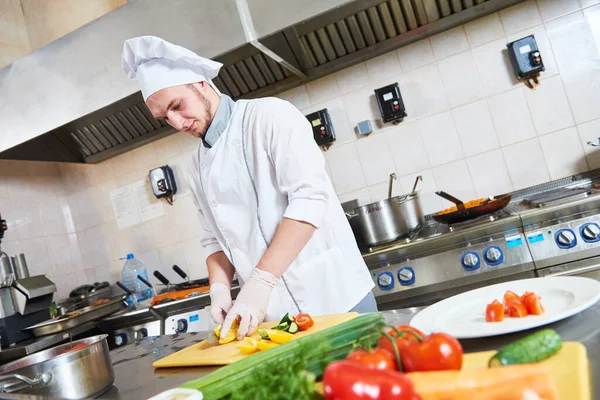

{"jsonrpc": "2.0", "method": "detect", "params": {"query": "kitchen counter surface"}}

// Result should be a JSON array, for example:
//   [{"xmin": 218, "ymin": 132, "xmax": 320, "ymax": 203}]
[{"xmin": 3, "ymin": 302, "xmax": 599, "ymax": 399}]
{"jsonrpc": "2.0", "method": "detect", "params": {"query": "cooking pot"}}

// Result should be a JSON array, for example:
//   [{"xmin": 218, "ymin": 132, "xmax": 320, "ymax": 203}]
[
  {"xmin": 347, "ymin": 174, "xmax": 424, "ymax": 247},
  {"xmin": 0, "ymin": 335, "xmax": 114, "ymax": 398}
]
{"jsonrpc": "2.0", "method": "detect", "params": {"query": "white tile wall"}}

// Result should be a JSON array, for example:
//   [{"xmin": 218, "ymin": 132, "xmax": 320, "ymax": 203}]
[
  {"xmin": 464, "ymin": 13, "xmax": 505, "ymax": 48},
  {"xmin": 539, "ymin": 127, "xmax": 588, "ymax": 179},
  {"xmin": 356, "ymin": 133, "xmax": 397, "ymax": 186},
  {"xmin": 419, "ymin": 111, "xmax": 464, "ymax": 167},
  {"xmin": 452, "ymin": 100, "xmax": 499, "ymax": 157},
  {"xmin": 487, "ymin": 87, "xmax": 537, "ymax": 146},
  {"xmin": 438, "ymin": 51, "xmax": 484, "ymax": 108},
  {"xmin": 499, "ymin": 0, "xmax": 543, "ymax": 35},
  {"xmin": 577, "ymin": 119, "xmax": 600, "ymax": 169},
  {"xmin": 395, "ymin": 38, "xmax": 435, "ymax": 71},
  {"xmin": 430, "ymin": 26, "xmax": 470, "ymax": 60},
  {"xmin": 407, "ymin": 64, "xmax": 450, "ymax": 118},
  {"xmin": 386, "ymin": 122, "xmax": 430, "ymax": 176},
  {"xmin": 502, "ymin": 138, "xmax": 551, "ymax": 189},
  {"xmin": 524, "ymin": 75, "xmax": 575, "ymax": 135},
  {"xmin": 472, "ymin": 38, "xmax": 521, "ymax": 97},
  {"xmin": 467, "ymin": 150, "xmax": 514, "ymax": 197},
  {"xmin": 365, "ymin": 52, "xmax": 402, "ymax": 80},
  {"xmin": 432, "ymin": 160, "xmax": 477, "ymax": 207},
  {"xmin": 536, "ymin": 0, "xmax": 581, "ymax": 22}
]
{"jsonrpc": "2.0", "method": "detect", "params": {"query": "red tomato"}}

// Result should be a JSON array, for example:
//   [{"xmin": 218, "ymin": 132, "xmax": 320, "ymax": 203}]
[
  {"xmin": 522, "ymin": 292, "xmax": 545, "ymax": 315},
  {"xmin": 401, "ymin": 332, "xmax": 463, "ymax": 372},
  {"xmin": 377, "ymin": 325, "xmax": 425, "ymax": 370},
  {"xmin": 323, "ymin": 360, "xmax": 419, "ymax": 400},
  {"xmin": 520, "ymin": 291, "xmax": 532, "ymax": 301},
  {"xmin": 504, "ymin": 290, "xmax": 521, "ymax": 305},
  {"xmin": 346, "ymin": 348, "xmax": 396, "ymax": 371},
  {"xmin": 295, "ymin": 313, "xmax": 314, "ymax": 331},
  {"xmin": 485, "ymin": 299, "xmax": 505, "ymax": 322},
  {"xmin": 507, "ymin": 302, "xmax": 528, "ymax": 318}
]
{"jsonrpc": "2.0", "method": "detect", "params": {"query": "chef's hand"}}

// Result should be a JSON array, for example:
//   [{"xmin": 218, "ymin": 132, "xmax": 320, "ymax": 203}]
[
  {"xmin": 220, "ymin": 268, "xmax": 278, "ymax": 340},
  {"xmin": 209, "ymin": 283, "xmax": 233, "ymax": 326}
]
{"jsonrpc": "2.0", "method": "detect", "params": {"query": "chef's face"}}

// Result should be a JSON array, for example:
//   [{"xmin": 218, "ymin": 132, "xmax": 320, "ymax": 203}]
[{"xmin": 146, "ymin": 81, "xmax": 220, "ymax": 138}]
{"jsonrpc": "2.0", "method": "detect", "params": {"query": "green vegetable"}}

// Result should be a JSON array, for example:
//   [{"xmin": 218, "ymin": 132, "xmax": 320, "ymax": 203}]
[
  {"xmin": 279, "ymin": 313, "xmax": 294, "ymax": 325},
  {"xmin": 288, "ymin": 321, "xmax": 299, "ymax": 334},
  {"xmin": 489, "ymin": 329, "xmax": 562, "ymax": 367},
  {"xmin": 181, "ymin": 313, "xmax": 385, "ymax": 399},
  {"xmin": 272, "ymin": 321, "xmax": 290, "ymax": 331},
  {"xmin": 257, "ymin": 329, "xmax": 270, "ymax": 341}
]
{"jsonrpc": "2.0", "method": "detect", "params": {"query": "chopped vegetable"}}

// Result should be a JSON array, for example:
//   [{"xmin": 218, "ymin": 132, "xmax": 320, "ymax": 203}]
[
  {"xmin": 346, "ymin": 348, "xmax": 396, "ymax": 371},
  {"xmin": 288, "ymin": 322, "xmax": 299, "ymax": 334},
  {"xmin": 407, "ymin": 363, "xmax": 558, "ymax": 400},
  {"xmin": 272, "ymin": 321, "xmax": 290, "ymax": 331},
  {"xmin": 257, "ymin": 329, "xmax": 270, "ymax": 341},
  {"xmin": 267, "ymin": 330, "xmax": 294, "ymax": 344},
  {"xmin": 238, "ymin": 338, "xmax": 259, "ymax": 354},
  {"xmin": 256, "ymin": 340, "xmax": 279, "ymax": 351},
  {"xmin": 402, "ymin": 332, "xmax": 463, "ymax": 372},
  {"xmin": 295, "ymin": 313, "xmax": 314, "ymax": 331},
  {"xmin": 219, "ymin": 328, "xmax": 237, "ymax": 345},
  {"xmin": 489, "ymin": 329, "xmax": 562, "ymax": 367},
  {"xmin": 503, "ymin": 290, "xmax": 521, "ymax": 307},
  {"xmin": 323, "ymin": 360, "xmax": 418, "ymax": 400},
  {"xmin": 485, "ymin": 299, "xmax": 504, "ymax": 322},
  {"xmin": 507, "ymin": 302, "xmax": 528, "ymax": 318},
  {"xmin": 279, "ymin": 313, "xmax": 294, "ymax": 325},
  {"xmin": 522, "ymin": 292, "xmax": 545, "ymax": 315}
]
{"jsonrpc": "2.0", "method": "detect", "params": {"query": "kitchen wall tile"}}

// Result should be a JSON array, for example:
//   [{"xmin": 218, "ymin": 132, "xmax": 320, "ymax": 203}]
[
  {"xmin": 172, "ymin": 195, "xmax": 204, "ymax": 243},
  {"xmin": 356, "ymin": 133, "xmax": 396, "ymax": 186},
  {"xmin": 386, "ymin": 122, "xmax": 430, "ymax": 176},
  {"xmin": 79, "ymin": 223, "xmax": 113, "ymax": 268},
  {"xmin": 430, "ymin": 26, "xmax": 469, "ymax": 60},
  {"xmin": 472, "ymin": 38, "xmax": 522, "ymax": 97},
  {"xmin": 109, "ymin": 149, "xmax": 138, "ymax": 178},
  {"xmin": 487, "ymin": 87, "xmax": 537, "ymax": 146},
  {"xmin": 276, "ymin": 85, "xmax": 311, "ymax": 110},
  {"xmin": 335, "ymin": 63, "xmax": 369, "ymax": 94},
  {"xmin": 306, "ymin": 75, "xmax": 340, "ymax": 105},
  {"xmin": 135, "ymin": 250, "xmax": 161, "ymax": 283},
  {"xmin": 166, "ymin": 154, "xmax": 192, "ymax": 200},
  {"xmin": 179, "ymin": 132, "xmax": 202, "ymax": 153},
  {"xmin": 577, "ymin": 119, "xmax": 600, "ymax": 169},
  {"xmin": 46, "ymin": 233, "xmax": 82, "ymax": 276},
  {"xmin": 1, "ymin": 201, "xmax": 21, "ymax": 242},
  {"xmin": 38, "ymin": 195, "xmax": 68, "ymax": 236},
  {"xmin": 337, "ymin": 188, "xmax": 372, "ymax": 207},
  {"xmin": 302, "ymin": 98, "xmax": 355, "ymax": 145},
  {"xmin": 341, "ymin": 85, "xmax": 381, "ymax": 131},
  {"xmin": 581, "ymin": 0, "xmax": 600, "ymax": 7},
  {"xmin": 367, "ymin": 181, "xmax": 397, "ymax": 203},
  {"xmin": 18, "ymin": 237, "xmax": 51, "ymax": 277},
  {"xmin": 0, "ymin": 12, "xmax": 29, "ymax": 47},
  {"xmin": 0, "ymin": 42, "xmax": 26, "ymax": 68},
  {"xmin": 464, "ymin": 13, "xmax": 506, "ymax": 48},
  {"xmin": 180, "ymin": 236, "xmax": 209, "ymax": 279},
  {"xmin": 466, "ymin": 150, "xmax": 513, "ymax": 197},
  {"xmin": 153, "ymin": 134, "xmax": 185, "ymax": 161},
  {"xmin": 396, "ymin": 38, "xmax": 435, "ymax": 72},
  {"xmin": 502, "ymin": 138, "xmax": 551, "ymax": 189},
  {"xmin": 507, "ymin": 24, "xmax": 559, "ymax": 79},
  {"xmin": 438, "ymin": 51, "xmax": 484, "ymax": 108},
  {"xmin": 398, "ymin": 170, "xmax": 442, "ymax": 215},
  {"xmin": 561, "ymin": 71, "xmax": 600, "ymax": 125},
  {"xmin": 419, "ymin": 111, "xmax": 464, "ymax": 167},
  {"xmin": 452, "ymin": 100, "xmax": 499, "ymax": 157},
  {"xmin": 0, "ymin": 0, "xmax": 23, "ymax": 16},
  {"xmin": 432, "ymin": 160, "xmax": 477, "ymax": 208},
  {"xmin": 14, "ymin": 199, "xmax": 43, "ymax": 240},
  {"xmin": 524, "ymin": 75, "xmax": 575, "ymax": 135},
  {"xmin": 132, "ymin": 141, "xmax": 158, "ymax": 172},
  {"xmin": 499, "ymin": 0, "xmax": 542, "ymax": 35},
  {"xmin": 85, "ymin": 264, "xmax": 114, "ymax": 287},
  {"xmin": 407, "ymin": 64, "xmax": 449, "ymax": 119},
  {"xmin": 536, "ymin": 0, "xmax": 581, "ymax": 21},
  {"xmin": 365, "ymin": 51, "xmax": 402, "ymax": 80},
  {"xmin": 156, "ymin": 243, "xmax": 189, "ymax": 284},
  {"xmin": 539, "ymin": 127, "xmax": 588, "ymax": 179},
  {"xmin": 326, "ymin": 142, "xmax": 367, "ymax": 194},
  {"xmin": 131, "ymin": 221, "xmax": 159, "ymax": 255}
]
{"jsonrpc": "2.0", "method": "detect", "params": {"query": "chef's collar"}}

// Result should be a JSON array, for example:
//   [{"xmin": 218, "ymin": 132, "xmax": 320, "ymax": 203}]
[{"xmin": 203, "ymin": 95, "xmax": 235, "ymax": 148}]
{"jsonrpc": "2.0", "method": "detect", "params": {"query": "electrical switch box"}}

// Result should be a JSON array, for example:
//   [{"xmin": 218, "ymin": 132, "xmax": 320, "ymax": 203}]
[
  {"xmin": 149, "ymin": 165, "xmax": 177, "ymax": 203},
  {"xmin": 306, "ymin": 109, "xmax": 335, "ymax": 149},
  {"xmin": 375, "ymin": 83, "xmax": 407, "ymax": 124},
  {"xmin": 507, "ymin": 35, "xmax": 545, "ymax": 88}
]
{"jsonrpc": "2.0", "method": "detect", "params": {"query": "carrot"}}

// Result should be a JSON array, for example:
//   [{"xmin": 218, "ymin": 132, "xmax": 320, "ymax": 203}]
[{"xmin": 407, "ymin": 364, "xmax": 558, "ymax": 400}]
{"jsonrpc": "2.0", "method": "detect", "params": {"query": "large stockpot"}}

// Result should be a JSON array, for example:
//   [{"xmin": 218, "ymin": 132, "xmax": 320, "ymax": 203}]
[
  {"xmin": 0, "ymin": 335, "xmax": 114, "ymax": 399},
  {"xmin": 347, "ymin": 175, "xmax": 424, "ymax": 247}
]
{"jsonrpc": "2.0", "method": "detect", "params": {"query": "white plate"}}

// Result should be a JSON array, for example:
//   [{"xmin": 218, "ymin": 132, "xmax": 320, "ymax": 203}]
[{"xmin": 410, "ymin": 277, "xmax": 600, "ymax": 339}]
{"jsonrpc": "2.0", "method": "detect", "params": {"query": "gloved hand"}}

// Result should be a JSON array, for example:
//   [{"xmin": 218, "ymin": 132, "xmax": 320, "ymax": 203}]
[
  {"xmin": 220, "ymin": 268, "xmax": 278, "ymax": 340},
  {"xmin": 209, "ymin": 283, "xmax": 233, "ymax": 326}
]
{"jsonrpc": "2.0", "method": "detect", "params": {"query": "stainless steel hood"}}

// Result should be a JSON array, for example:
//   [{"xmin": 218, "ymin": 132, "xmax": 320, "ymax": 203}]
[{"xmin": 0, "ymin": 0, "xmax": 524, "ymax": 163}]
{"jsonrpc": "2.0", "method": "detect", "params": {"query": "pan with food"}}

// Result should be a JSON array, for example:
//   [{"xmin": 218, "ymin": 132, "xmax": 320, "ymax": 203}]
[{"xmin": 432, "ymin": 191, "xmax": 512, "ymax": 225}]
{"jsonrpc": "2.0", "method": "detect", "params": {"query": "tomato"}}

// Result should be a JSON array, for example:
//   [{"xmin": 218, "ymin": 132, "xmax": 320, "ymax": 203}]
[
  {"xmin": 503, "ymin": 290, "xmax": 521, "ymax": 306},
  {"xmin": 522, "ymin": 292, "xmax": 545, "ymax": 315},
  {"xmin": 401, "ymin": 332, "xmax": 463, "ymax": 372},
  {"xmin": 323, "ymin": 360, "xmax": 420, "ymax": 400},
  {"xmin": 295, "ymin": 313, "xmax": 314, "ymax": 331},
  {"xmin": 486, "ymin": 299, "xmax": 505, "ymax": 322},
  {"xmin": 377, "ymin": 325, "xmax": 424, "ymax": 357},
  {"xmin": 346, "ymin": 348, "xmax": 396, "ymax": 371},
  {"xmin": 507, "ymin": 302, "xmax": 528, "ymax": 318}
]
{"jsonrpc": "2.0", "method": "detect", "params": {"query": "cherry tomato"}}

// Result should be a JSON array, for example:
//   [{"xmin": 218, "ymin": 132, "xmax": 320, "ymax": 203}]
[
  {"xmin": 486, "ymin": 299, "xmax": 505, "ymax": 322},
  {"xmin": 295, "ymin": 313, "xmax": 314, "ymax": 331},
  {"xmin": 377, "ymin": 325, "xmax": 424, "ymax": 358},
  {"xmin": 507, "ymin": 302, "xmax": 528, "ymax": 318},
  {"xmin": 522, "ymin": 292, "xmax": 545, "ymax": 315},
  {"xmin": 401, "ymin": 332, "xmax": 463, "ymax": 372},
  {"xmin": 323, "ymin": 360, "xmax": 419, "ymax": 400},
  {"xmin": 346, "ymin": 348, "xmax": 396, "ymax": 371}
]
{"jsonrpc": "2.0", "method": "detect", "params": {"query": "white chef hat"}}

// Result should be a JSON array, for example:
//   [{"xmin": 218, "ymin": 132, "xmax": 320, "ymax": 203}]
[{"xmin": 122, "ymin": 35, "xmax": 223, "ymax": 101}]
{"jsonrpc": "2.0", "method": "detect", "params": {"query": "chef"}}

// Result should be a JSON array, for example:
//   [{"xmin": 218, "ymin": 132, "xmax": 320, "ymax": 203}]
[{"xmin": 122, "ymin": 36, "xmax": 376, "ymax": 340}]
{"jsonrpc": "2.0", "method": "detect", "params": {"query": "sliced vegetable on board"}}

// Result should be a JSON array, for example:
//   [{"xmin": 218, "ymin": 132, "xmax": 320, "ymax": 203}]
[
  {"xmin": 295, "ymin": 312, "xmax": 315, "ymax": 331},
  {"xmin": 489, "ymin": 329, "xmax": 562, "ymax": 367}
]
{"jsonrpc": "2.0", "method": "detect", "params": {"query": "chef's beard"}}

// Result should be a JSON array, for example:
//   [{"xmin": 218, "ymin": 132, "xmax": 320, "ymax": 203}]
[{"xmin": 187, "ymin": 84, "xmax": 213, "ymax": 139}]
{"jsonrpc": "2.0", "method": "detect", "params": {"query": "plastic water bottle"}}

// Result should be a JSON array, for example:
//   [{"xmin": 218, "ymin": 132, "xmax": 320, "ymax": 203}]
[{"xmin": 120, "ymin": 253, "xmax": 153, "ymax": 304}]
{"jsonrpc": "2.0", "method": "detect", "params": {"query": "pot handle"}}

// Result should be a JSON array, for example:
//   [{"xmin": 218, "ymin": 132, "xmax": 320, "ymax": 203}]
[
  {"xmin": 345, "ymin": 211, "xmax": 358, "ymax": 219},
  {"xmin": 0, "ymin": 372, "xmax": 52, "ymax": 393}
]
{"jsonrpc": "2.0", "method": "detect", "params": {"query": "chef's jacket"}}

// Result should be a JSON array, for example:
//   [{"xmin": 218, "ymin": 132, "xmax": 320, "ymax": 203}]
[{"xmin": 187, "ymin": 96, "xmax": 374, "ymax": 320}]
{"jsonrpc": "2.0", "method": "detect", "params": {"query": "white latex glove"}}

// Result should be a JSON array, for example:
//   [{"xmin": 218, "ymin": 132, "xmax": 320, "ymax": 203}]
[
  {"xmin": 220, "ymin": 268, "xmax": 277, "ymax": 340},
  {"xmin": 209, "ymin": 283, "xmax": 233, "ymax": 326}
]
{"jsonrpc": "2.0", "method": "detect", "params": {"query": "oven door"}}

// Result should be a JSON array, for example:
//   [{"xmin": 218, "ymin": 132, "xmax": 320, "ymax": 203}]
[{"xmin": 536, "ymin": 255, "xmax": 600, "ymax": 280}]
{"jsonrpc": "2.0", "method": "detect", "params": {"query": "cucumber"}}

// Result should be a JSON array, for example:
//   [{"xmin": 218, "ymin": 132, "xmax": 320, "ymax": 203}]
[
  {"xmin": 272, "ymin": 322, "xmax": 289, "ymax": 331},
  {"xmin": 279, "ymin": 313, "xmax": 294, "ymax": 325},
  {"xmin": 288, "ymin": 322, "xmax": 299, "ymax": 334},
  {"xmin": 258, "ymin": 329, "xmax": 270, "ymax": 340},
  {"xmin": 489, "ymin": 329, "xmax": 562, "ymax": 367}
]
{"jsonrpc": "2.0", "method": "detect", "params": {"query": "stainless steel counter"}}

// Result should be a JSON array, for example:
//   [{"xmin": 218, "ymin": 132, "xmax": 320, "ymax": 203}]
[{"xmin": 2, "ymin": 303, "xmax": 599, "ymax": 399}]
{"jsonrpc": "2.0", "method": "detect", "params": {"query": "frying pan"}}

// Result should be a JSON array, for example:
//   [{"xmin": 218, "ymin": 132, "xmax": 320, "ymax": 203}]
[
  {"xmin": 153, "ymin": 265, "xmax": 209, "ymax": 292},
  {"xmin": 432, "ymin": 191, "xmax": 512, "ymax": 225}
]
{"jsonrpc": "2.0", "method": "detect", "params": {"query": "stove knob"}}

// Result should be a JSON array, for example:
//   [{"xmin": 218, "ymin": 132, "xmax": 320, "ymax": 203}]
[
  {"xmin": 397, "ymin": 267, "xmax": 415, "ymax": 286},
  {"xmin": 176, "ymin": 318, "xmax": 188, "ymax": 333},
  {"xmin": 556, "ymin": 229, "xmax": 576, "ymax": 248},
  {"xmin": 581, "ymin": 223, "xmax": 600, "ymax": 242},
  {"xmin": 462, "ymin": 252, "xmax": 480, "ymax": 271},
  {"xmin": 377, "ymin": 272, "xmax": 394, "ymax": 290},
  {"xmin": 484, "ymin": 247, "xmax": 503, "ymax": 265},
  {"xmin": 114, "ymin": 333, "xmax": 127, "ymax": 347},
  {"xmin": 134, "ymin": 328, "xmax": 148, "ymax": 341}
]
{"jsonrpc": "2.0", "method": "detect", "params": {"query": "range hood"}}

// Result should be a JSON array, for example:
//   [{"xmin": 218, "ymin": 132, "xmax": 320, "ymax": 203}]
[{"xmin": 0, "ymin": 0, "xmax": 524, "ymax": 164}]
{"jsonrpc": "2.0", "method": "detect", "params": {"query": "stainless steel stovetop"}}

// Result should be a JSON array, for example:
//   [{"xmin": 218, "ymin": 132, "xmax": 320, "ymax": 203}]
[{"xmin": 367, "ymin": 169, "xmax": 600, "ymax": 310}]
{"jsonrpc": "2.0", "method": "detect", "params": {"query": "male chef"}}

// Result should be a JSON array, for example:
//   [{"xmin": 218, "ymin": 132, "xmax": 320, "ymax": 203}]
[{"xmin": 122, "ymin": 36, "xmax": 376, "ymax": 340}]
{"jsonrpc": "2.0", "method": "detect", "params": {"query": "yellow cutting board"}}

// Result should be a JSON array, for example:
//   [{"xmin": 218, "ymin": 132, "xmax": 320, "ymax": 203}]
[
  {"xmin": 153, "ymin": 312, "xmax": 358, "ymax": 368},
  {"xmin": 313, "ymin": 341, "xmax": 590, "ymax": 400}
]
